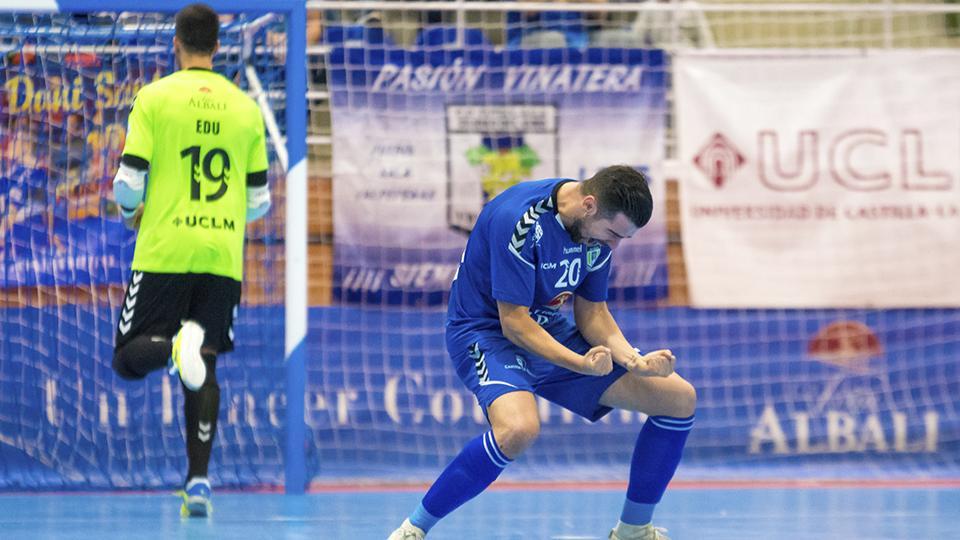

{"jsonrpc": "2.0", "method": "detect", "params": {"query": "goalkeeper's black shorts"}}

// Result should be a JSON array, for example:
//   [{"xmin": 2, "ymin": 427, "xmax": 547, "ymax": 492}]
[{"xmin": 114, "ymin": 271, "xmax": 241, "ymax": 353}]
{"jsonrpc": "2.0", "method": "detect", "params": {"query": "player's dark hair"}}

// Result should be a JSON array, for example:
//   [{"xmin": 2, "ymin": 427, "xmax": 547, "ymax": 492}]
[
  {"xmin": 175, "ymin": 3, "xmax": 219, "ymax": 55},
  {"xmin": 581, "ymin": 165, "xmax": 654, "ymax": 228}
]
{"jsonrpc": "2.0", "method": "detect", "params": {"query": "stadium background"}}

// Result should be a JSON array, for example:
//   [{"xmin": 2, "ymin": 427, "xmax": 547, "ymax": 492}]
[{"xmin": 0, "ymin": 0, "xmax": 958, "ymax": 497}]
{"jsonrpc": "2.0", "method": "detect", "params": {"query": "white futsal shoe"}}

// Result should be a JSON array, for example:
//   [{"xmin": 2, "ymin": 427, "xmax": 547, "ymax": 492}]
[
  {"xmin": 169, "ymin": 320, "xmax": 206, "ymax": 391},
  {"xmin": 609, "ymin": 522, "xmax": 671, "ymax": 540},
  {"xmin": 179, "ymin": 476, "xmax": 212, "ymax": 517},
  {"xmin": 387, "ymin": 518, "xmax": 426, "ymax": 540}
]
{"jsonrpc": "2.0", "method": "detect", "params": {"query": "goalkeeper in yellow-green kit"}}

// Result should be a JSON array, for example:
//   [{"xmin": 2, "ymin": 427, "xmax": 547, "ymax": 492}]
[{"xmin": 110, "ymin": 3, "xmax": 270, "ymax": 517}]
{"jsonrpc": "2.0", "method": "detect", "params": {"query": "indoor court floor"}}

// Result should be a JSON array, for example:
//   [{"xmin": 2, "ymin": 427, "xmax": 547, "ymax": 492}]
[{"xmin": 1, "ymin": 483, "xmax": 957, "ymax": 539}]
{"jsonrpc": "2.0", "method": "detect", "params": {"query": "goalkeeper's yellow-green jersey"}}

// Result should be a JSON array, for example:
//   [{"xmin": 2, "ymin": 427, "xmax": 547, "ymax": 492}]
[{"xmin": 122, "ymin": 67, "xmax": 268, "ymax": 281}]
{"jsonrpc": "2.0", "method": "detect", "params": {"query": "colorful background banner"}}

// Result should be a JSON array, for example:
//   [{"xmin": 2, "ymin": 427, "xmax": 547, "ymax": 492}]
[
  {"xmin": 3, "ymin": 304, "xmax": 956, "ymax": 487},
  {"xmin": 328, "ymin": 46, "xmax": 669, "ymax": 305},
  {"xmin": 0, "ymin": 53, "xmax": 159, "ymax": 287}
]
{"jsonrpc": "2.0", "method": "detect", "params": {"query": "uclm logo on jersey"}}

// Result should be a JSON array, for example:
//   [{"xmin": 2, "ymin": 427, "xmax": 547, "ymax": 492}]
[{"xmin": 693, "ymin": 133, "xmax": 745, "ymax": 188}]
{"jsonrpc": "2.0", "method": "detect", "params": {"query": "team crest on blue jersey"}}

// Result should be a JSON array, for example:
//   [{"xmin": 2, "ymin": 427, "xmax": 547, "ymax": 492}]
[
  {"xmin": 587, "ymin": 245, "xmax": 601, "ymax": 268},
  {"xmin": 533, "ymin": 222, "xmax": 543, "ymax": 244}
]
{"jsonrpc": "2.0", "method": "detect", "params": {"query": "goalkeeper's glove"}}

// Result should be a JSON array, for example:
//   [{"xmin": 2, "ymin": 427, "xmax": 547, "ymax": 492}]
[
  {"xmin": 247, "ymin": 184, "xmax": 271, "ymax": 222},
  {"xmin": 113, "ymin": 161, "xmax": 146, "ymax": 218}
]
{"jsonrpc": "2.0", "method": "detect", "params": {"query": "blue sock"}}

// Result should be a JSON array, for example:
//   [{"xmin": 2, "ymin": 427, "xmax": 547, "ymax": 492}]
[
  {"xmin": 621, "ymin": 415, "xmax": 694, "ymax": 526},
  {"xmin": 411, "ymin": 431, "xmax": 513, "ymax": 532}
]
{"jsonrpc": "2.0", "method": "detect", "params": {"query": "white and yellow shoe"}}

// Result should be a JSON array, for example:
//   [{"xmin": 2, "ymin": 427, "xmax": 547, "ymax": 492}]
[
  {"xmin": 609, "ymin": 522, "xmax": 671, "ymax": 540},
  {"xmin": 387, "ymin": 518, "xmax": 426, "ymax": 540},
  {"xmin": 168, "ymin": 320, "xmax": 206, "ymax": 391}
]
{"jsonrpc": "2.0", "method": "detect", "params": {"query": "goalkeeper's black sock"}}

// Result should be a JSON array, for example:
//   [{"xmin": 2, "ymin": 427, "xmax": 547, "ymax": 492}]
[
  {"xmin": 112, "ymin": 335, "xmax": 172, "ymax": 380},
  {"xmin": 184, "ymin": 353, "xmax": 219, "ymax": 481}
]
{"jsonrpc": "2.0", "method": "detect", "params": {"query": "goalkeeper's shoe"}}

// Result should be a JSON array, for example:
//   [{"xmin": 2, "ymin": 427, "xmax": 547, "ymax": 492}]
[
  {"xmin": 609, "ymin": 522, "xmax": 671, "ymax": 540},
  {"xmin": 169, "ymin": 320, "xmax": 206, "ymax": 391},
  {"xmin": 178, "ymin": 477, "xmax": 212, "ymax": 518},
  {"xmin": 387, "ymin": 519, "xmax": 426, "ymax": 540}
]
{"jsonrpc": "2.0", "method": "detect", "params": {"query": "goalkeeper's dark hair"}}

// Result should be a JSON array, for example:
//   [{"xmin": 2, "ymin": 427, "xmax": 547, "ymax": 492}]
[
  {"xmin": 175, "ymin": 3, "xmax": 219, "ymax": 55},
  {"xmin": 581, "ymin": 165, "xmax": 654, "ymax": 228}
]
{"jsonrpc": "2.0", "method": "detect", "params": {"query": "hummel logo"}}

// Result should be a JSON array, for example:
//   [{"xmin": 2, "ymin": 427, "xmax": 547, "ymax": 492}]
[
  {"xmin": 470, "ymin": 343, "xmax": 489, "ymax": 383},
  {"xmin": 120, "ymin": 273, "xmax": 142, "ymax": 335},
  {"xmin": 118, "ymin": 305, "xmax": 135, "ymax": 335},
  {"xmin": 198, "ymin": 421, "xmax": 212, "ymax": 442},
  {"xmin": 508, "ymin": 195, "xmax": 555, "ymax": 255}
]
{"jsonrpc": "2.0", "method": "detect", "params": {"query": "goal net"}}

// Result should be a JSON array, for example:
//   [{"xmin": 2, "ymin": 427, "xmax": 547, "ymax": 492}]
[
  {"xmin": 309, "ymin": 1, "xmax": 960, "ymax": 484},
  {"xmin": 0, "ymin": 5, "xmax": 302, "ymax": 489},
  {"xmin": 2, "ymin": 0, "xmax": 958, "ymax": 492}
]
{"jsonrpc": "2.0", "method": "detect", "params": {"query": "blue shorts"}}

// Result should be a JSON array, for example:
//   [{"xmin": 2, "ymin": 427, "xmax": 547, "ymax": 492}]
[{"xmin": 446, "ymin": 318, "xmax": 628, "ymax": 422}]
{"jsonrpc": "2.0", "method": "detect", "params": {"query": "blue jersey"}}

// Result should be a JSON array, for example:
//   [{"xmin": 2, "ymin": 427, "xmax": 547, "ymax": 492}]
[{"xmin": 447, "ymin": 178, "xmax": 613, "ymax": 332}]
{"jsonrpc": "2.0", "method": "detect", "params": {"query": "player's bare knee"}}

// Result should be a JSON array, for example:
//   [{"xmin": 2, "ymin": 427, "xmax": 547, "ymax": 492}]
[
  {"xmin": 492, "ymin": 416, "xmax": 540, "ymax": 457},
  {"xmin": 672, "ymin": 379, "xmax": 697, "ymax": 418}
]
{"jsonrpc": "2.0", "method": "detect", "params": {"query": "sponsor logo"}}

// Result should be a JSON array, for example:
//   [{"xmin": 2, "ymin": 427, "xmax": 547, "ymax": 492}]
[
  {"xmin": 808, "ymin": 320, "xmax": 883, "ymax": 373},
  {"xmin": 563, "ymin": 245, "xmax": 582, "ymax": 255},
  {"xmin": 505, "ymin": 355, "xmax": 534, "ymax": 376},
  {"xmin": 4, "ymin": 70, "xmax": 157, "ymax": 114},
  {"xmin": 749, "ymin": 321, "xmax": 938, "ymax": 455},
  {"xmin": 545, "ymin": 291, "xmax": 573, "ymax": 309},
  {"xmin": 695, "ymin": 129, "xmax": 951, "ymax": 193},
  {"xmin": 188, "ymin": 95, "xmax": 226, "ymax": 111},
  {"xmin": 371, "ymin": 62, "xmax": 645, "ymax": 94},
  {"xmin": 172, "ymin": 215, "xmax": 236, "ymax": 231},
  {"xmin": 693, "ymin": 132, "xmax": 745, "ymax": 188}
]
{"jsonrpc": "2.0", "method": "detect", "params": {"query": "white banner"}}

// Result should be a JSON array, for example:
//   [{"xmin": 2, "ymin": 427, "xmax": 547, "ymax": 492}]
[{"xmin": 675, "ymin": 51, "xmax": 960, "ymax": 307}]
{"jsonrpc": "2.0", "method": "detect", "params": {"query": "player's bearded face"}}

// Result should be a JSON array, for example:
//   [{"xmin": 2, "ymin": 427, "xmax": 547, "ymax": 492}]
[{"xmin": 568, "ymin": 217, "xmax": 588, "ymax": 244}]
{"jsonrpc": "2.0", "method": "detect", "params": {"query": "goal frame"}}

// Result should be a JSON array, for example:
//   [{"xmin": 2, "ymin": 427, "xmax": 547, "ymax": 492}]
[{"xmin": 0, "ymin": 0, "xmax": 309, "ymax": 494}]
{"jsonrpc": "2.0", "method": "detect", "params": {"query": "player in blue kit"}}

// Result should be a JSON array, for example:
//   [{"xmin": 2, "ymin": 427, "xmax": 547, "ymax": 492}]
[{"xmin": 389, "ymin": 166, "xmax": 696, "ymax": 540}]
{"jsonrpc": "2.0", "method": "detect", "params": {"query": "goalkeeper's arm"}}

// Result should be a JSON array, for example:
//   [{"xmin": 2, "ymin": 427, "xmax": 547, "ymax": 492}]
[
  {"xmin": 246, "ymin": 170, "xmax": 271, "ymax": 222},
  {"xmin": 113, "ymin": 154, "xmax": 148, "ymax": 230}
]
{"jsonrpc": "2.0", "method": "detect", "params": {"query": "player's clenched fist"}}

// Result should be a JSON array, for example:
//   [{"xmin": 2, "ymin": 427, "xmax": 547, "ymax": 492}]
[
  {"xmin": 580, "ymin": 345, "xmax": 613, "ymax": 376},
  {"xmin": 624, "ymin": 348, "xmax": 676, "ymax": 377}
]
